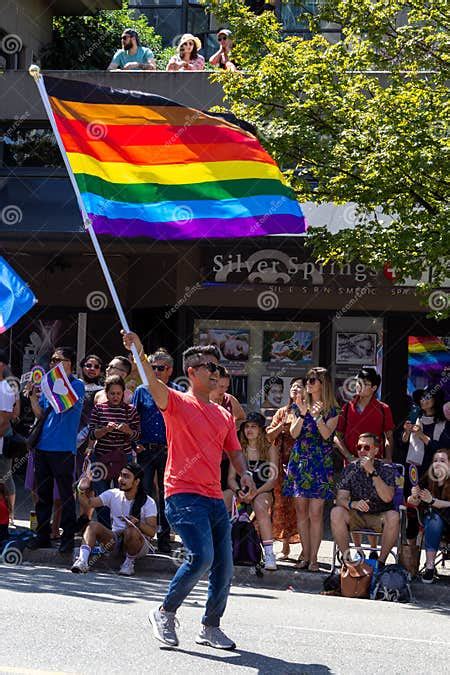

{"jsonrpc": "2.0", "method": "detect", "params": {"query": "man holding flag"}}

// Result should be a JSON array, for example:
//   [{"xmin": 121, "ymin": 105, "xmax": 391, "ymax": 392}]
[{"xmin": 28, "ymin": 347, "xmax": 84, "ymax": 554}]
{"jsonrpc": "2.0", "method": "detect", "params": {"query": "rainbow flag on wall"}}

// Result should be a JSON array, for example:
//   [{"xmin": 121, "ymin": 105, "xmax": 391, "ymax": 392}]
[
  {"xmin": 43, "ymin": 76, "xmax": 306, "ymax": 240},
  {"xmin": 41, "ymin": 363, "xmax": 79, "ymax": 414},
  {"xmin": 0, "ymin": 256, "xmax": 37, "ymax": 333}
]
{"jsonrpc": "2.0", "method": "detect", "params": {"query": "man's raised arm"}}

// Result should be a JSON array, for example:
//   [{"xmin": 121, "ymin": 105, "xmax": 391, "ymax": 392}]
[{"xmin": 121, "ymin": 331, "xmax": 169, "ymax": 410}]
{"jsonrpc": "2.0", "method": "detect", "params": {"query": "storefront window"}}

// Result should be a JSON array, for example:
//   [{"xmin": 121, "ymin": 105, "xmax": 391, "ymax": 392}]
[
  {"xmin": 194, "ymin": 319, "xmax": 320, "ymax": 419},
  {"xmin": 1, "ymin": 127, "xmax": 62, "ymax": 167}
]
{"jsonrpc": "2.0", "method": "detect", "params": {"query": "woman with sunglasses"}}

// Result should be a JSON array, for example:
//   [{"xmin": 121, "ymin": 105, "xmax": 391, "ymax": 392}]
[
  {"xmin": 284, "ymin": 367, "xmax": 339, "ymax": 571},
  {"xmin": 166, "ymin": 33, "xmax": 205, "ymax": 71},
  {"xmin": 209, "ymin": 29, "xmax": 238, "ymax": 72},
  {"xmin": 89, "ymin": 375, "xmax": 141, "ymax": 528},
  {"xmin": 266, "ymin": 378, "xmax": 302, "ymax": 561}
]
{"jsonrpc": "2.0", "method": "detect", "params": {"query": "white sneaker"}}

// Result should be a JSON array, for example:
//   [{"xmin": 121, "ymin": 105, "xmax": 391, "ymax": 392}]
[
  {"xmin": 71, "ymin": 557, "xmax": 89, "ymax": 574},
  {"xmin": 119, "ymin": 558, "xmax": 135, "ymax": 576},
  {"xmin": 264, "ymin": 550, "xmax": 277, "ymax": 571}
]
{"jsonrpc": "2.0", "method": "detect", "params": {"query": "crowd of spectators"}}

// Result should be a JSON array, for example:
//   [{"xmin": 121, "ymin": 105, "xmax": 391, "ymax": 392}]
[
  {"xmin": 107, "ymin": 28, "xmax": 239, "ymax": 73},
  {"xmin": 0, "ymin": 342, "xmax": 449, "ymax": 586}
]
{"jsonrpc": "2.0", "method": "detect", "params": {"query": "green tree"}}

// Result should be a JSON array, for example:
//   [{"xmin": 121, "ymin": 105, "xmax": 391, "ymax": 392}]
[
  {"xmin": 40, "ymin": 1, "xmax": 174, "ymax": 70},
  {"xmin": 208, "ymin": 0, "xmax": 450, "ymax": 314}
]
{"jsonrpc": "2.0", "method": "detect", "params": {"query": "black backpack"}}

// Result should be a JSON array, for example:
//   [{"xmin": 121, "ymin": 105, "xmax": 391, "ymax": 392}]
[
  {"xmin": 231, "ymin": 510, "xmax": 264, "ymax": 576},
  {"xmin": 372, "ymin": 564, "xmax": 413, "ymax": 603}
]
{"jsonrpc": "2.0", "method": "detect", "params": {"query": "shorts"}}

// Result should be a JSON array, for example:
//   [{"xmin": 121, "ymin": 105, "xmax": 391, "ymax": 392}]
[
  {"xmin": 112, "ymin": 530, "xmax": 152, "ymax": 558},
  {"xmin": 349, "ymin": 511, "xmax": 391, "ymax": 533}
]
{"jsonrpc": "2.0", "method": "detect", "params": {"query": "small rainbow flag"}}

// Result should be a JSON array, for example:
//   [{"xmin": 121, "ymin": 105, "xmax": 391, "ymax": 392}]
[
  {"xmin": 43, "ymin": 75, "xmax": 306, "ymax": 240},
  {"xmin": 41, "ymin": 363, "xmax": 79, "ymax": 414}
]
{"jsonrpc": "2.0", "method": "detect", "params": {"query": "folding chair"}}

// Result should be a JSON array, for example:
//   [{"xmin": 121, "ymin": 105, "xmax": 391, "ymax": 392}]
[
  {"xmin": 409, "ymin": 506, "xmax": 450, "ymax": 576},
  {"xmin": 332, "ymin": 463, "xmax": 407, "ymax": 572}
]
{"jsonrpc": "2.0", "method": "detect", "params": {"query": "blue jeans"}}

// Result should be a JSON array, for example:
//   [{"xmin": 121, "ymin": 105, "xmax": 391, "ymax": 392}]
[
  {"xmin": 163, "ymin": 493, "xmax": 233, "ymax": 627},
  {"xmin": 424, "ymin": 510, "xmax": 445, "ymax": 551}
]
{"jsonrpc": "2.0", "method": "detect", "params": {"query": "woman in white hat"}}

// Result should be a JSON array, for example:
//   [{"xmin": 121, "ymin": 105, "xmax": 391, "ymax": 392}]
[{"xmin": 166, "ymin": 33, "xmax": 205, "ymax": 71}]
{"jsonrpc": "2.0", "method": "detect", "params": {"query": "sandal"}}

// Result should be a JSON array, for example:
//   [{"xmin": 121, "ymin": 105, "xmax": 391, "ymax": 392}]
[
  {"xmin": 308, "ymin": 562, "xmax": 320, "ymax": 572},
  {"xmin": 295, "ymin": 559, "xmax": 310, "ymax": 569}
]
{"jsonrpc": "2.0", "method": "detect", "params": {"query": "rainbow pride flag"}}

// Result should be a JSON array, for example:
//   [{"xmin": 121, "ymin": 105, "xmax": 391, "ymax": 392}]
[
  {"xmin": 41, "ymin": 363, "xmax": 79, "ymax": 414},
  {"xmin": 43, "ymin": 76, "xmax": 306, "ymax": 240}
]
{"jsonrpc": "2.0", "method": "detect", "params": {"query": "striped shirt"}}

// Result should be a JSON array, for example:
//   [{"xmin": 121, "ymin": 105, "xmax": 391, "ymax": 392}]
[{"xmin": 89, "ymin": 402, "xmax": 140, "ymax": 455}]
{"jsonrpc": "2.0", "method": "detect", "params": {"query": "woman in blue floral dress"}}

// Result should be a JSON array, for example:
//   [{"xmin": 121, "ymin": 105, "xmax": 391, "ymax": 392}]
[{"xmin": 284, "ymin": 367, "xmax": 339, "ymax": 571}]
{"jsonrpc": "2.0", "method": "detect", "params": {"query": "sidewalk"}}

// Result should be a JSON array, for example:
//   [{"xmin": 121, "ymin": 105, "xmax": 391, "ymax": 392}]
[{"xmin": 7, "ymin": 476, "xmax": 450, "ymax": 604}]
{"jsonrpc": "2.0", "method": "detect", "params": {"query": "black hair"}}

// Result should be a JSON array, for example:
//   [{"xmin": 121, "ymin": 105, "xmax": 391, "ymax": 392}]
[
  {"xmin": 109, "ymin": 355, "xmax": 132, "ymax": 376},
  {"xmin": 123, "ymin": 28, "xmax": 140, "ymax": 45},
  {"xmin": 53, "ymin": 346, "xmax": 76, "ymax": 369},
  {"xmin": 123, "ymin": 463, "xmax": 147, "ymax": 520},
  {"xmin": 420, "ymin": 386, "xmax": 445, "ymax": 421},
  {"xmin": 0, "ymin": 349, "xmax": 9, "ymax": 365},
  {"xmin": 183, "ymin": 345, "xmax": 221, "ymax": 376},
  {"xmin": 105, "ymin": 375, "xmax": 125, "ymax": 393},
  {"xmin": 263, "ymin": 376, "xmax": 284, "ymax": 397},
  {"xmin": 80, "ymin": 354, "xmax": 103, "ymax": 369},
  {"xmin": 357, "ymin": 368, "xmax": 381, "ymax": 390}
]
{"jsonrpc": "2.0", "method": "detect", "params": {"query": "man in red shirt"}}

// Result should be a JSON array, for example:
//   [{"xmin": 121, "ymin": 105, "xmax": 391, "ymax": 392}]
[
  {"xmin": 122, "ymin": 330, "xmax": 255, "ymax": 651},
  {"xmin": 335, "ymin": 368, "xmax": 394, "ymax": 464}
]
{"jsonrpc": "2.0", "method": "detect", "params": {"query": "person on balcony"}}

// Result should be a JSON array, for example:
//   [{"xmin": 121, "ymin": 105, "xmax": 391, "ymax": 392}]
[
  {"xmin": 209, "ymin": 29, "xmax": 238, "ymax": 72},
  {"xmin": 107, "ymin": 28, "xmax": 156, "ymax": 71},
  {"xmin": 166, "ymin": 34, "xmax": 205, "ymax": 72}
]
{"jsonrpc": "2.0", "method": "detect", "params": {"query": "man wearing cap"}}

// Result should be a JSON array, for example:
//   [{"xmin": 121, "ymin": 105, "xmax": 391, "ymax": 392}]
[
  {"xmin": 209, "ymin": 29, "xmax": 238, "ymax": 71},
  {"xmin": 107, "ymin": 28, "xmax": 156, "ymax": 71}
]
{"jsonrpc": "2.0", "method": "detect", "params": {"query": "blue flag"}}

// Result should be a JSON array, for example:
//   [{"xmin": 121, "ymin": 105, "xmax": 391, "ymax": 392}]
[{"xmin": 0, "ymin": 256, "xmax": 37, "ymax": 333}]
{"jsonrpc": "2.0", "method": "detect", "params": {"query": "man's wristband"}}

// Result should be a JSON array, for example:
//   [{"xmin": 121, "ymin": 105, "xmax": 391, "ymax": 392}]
[
  {"xmin": 429, "ymin": 498, "xmax": 436, "ymax": 506},
  {"xmin": 314, "ymin": 415, "xmax": 323, "ymax": 424},
  {"xmin": 243, "ymin": 470, "xmax": 253, "ymax": 478}
]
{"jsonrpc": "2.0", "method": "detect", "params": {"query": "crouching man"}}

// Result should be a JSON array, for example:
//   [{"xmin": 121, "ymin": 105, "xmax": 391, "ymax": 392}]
[
  {"xmin": 331, "ymin": 433, "xmax": 399, "ymax": 566},
  {"xmin": 72, "ymin": 463, "xmax": 157, "ymax": 576}
]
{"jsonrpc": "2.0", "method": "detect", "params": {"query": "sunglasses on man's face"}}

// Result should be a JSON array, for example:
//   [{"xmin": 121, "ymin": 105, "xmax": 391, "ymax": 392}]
[
  {"xmin": 357, "ymin": 443, "xmax": 372, "ymax": 452},
  {"xmin": 50, "ymin": 357, "xmax": 70, "ymax": 365},
  {"xmin": 121, "ymin": 36, "xmax": 131, "ymax": 41},
  {"xmin": 152, "ymin": 365, "xmax": 167, "ymax": 372},
  {"xmin": 192, "ymin": 361, "xmax": 219, "ymax": 373},
  {"xmin": 218, "ymin": 36, "xmax": 227, "ymax": 41},
  {"xmin": 84, "ymin": 362, "xmax": 100, "ymax": 370},
  {"xmin": 106, "ymin": 364, "xmax": 128, "ymax": 374}
]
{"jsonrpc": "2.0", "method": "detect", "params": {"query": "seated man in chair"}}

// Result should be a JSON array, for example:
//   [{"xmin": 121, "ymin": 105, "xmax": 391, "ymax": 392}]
[{"xmin": 331, "ymin": 433, "xmax": 399, "ymax": 567}]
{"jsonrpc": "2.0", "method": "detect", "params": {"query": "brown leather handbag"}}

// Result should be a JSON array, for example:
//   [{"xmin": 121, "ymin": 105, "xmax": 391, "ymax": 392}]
[
  {"xmin": 340, "ymin": 561, "xmax": 373, "ymax": 599},
  {"xmin": 398, "ymin": 543, "xmax": 420, "ymax": 577}
]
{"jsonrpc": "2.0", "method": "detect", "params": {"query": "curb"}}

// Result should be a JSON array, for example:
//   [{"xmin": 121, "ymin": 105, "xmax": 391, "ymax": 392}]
[{"xmin": 19, "ymin": 547, "xmax": 450, "ymax": 604}]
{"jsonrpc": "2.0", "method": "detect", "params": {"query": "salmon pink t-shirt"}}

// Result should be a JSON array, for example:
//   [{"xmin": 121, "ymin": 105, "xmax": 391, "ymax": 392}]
[{"xmin": 162, "ymin": 388, "xmax": 240, "ymax": 499}]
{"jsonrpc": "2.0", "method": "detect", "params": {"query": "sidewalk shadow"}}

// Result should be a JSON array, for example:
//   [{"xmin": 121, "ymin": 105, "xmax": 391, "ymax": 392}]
[{"xmin": 173, "ymin": 647, "xmax": 332, "ymax": 674}]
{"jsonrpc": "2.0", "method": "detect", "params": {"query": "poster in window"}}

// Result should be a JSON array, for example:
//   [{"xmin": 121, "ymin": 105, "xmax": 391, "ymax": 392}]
[
  {"xmin": 262, "ymin": 330, "xmax": 314, "ymax": 364},
  {"xmin": 260, "ymin": 375, "xmax": 293, "ymax": 409},
  {"xmin": 335, "ymin": 332, "xmax": 377, "ymax": 365},
  {"xmin": 198, "ymin": 327, "xmax": 250, "ymax": 363}
]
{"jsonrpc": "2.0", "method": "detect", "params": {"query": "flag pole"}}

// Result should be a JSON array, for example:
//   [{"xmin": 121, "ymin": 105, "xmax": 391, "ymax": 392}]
[{"xmin": 28, "ymin": 65, "xmax": 149, "ymax": 387}]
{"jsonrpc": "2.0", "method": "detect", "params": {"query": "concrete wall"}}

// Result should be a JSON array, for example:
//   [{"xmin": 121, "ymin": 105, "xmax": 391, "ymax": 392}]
[
  {"xmin": 0, "ymin": 70, "xmax": 226, "ymax": 121},
  {"xmin": 1, "ymin": 0, "xmax": 54, "ymax": 67}
]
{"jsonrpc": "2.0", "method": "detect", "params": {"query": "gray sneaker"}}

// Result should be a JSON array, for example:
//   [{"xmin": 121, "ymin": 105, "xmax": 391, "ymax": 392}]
[
  {"xmin": 195, "ymin": 626, "xmax": 236, "ymax": 650},
  {"xmin": 149, "ymin": 606, "xmax": 179, "ymax": 647}
]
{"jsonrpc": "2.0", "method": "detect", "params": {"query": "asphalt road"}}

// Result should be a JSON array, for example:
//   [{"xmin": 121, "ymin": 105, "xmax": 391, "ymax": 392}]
[{"xmin": 0, "ymin": 564, "xmax": 449, "ymax": 675}]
